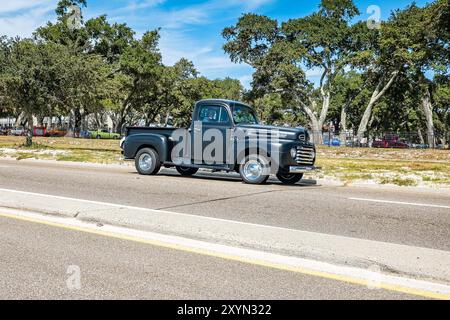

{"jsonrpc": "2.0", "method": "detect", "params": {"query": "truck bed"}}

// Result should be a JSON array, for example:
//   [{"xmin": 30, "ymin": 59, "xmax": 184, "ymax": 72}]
[{"xmin": 126, "ymin": 126, "xmax": 182, "ymax": 138}]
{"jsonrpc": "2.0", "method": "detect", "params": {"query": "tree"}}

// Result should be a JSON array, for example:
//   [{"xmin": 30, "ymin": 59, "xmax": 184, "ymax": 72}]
[
  {"xmin": 1, "ymin": 40, "xmax": 68, "ymax": 145},
  {"xmin": 349, "ymin": 19, "xmax": 401, "ymax": 142},
  {"xmin": 115, "ymin": 30, "xmax": 162, "ymax": 132},
  {"xmin": 350, "ymin": 2, "xmax": 448, "ymax": 145},
  {"xmin": 282, "ymin": 0, "xmax": 359, "ymax": 141},
  {"xmin": 0, "ymin": 37, "xmax": 9, "ymax": 113},
  {"xmin": 85, "ymin": 15, "xmax": 135, "ymax": 63},
  {"xmin": 35, "ymin": 0, "xmax": 108, "ymax": 134},
  {"xmin": 35, "ymin": 0, "xmax": 89, "ymax": 52},
  {"xmin": 328, "ymin": 71, "xmax": 366, "ymax": 141},
  {"xmin": 433, "ymin": 76, "xmax": 450, "ymax": 146},
  {"xmin": 223, "ymin": 0, "xmax": 359, "ymax": 143}
]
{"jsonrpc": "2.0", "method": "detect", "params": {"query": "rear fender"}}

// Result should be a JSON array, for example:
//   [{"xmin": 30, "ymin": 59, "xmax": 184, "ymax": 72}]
[{"xmin": 124, "ymin": 134, "xmax": 169, "ymax": 161}]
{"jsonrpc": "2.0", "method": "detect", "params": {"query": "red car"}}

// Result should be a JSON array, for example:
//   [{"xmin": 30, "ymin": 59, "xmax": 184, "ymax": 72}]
[
  {"xmin": 33, "ymin": 127, "xmax": 47, "ymax": 137},
  {"xmin": 372, "ymin": 135, "xmax": 409, "ymax": 148}
]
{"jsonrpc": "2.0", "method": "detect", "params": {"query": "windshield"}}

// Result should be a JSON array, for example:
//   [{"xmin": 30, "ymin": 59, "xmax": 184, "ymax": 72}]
[{"xmin": 232, "ymin": 105, "xmax": 259, "ymax": 125}]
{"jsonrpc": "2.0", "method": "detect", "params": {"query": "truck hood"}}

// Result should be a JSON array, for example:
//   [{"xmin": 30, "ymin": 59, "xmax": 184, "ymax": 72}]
[{"xmin": 237, "ymin": 124, "xmax": 308, "ymax": 141}]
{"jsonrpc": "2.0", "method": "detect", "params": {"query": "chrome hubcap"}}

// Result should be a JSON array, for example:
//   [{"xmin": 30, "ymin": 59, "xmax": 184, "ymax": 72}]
[
  {"xmin": 139, "ymin": 153, "xmax": 153, "ymax": 171},
  {"xmin": 243, "ymin": 160, "xmax": 263, "ymax": 181}
]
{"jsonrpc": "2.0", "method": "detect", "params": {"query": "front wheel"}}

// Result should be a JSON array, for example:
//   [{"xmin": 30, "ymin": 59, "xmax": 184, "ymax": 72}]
[
  {"xmin": 276, "ymin": 172, "xmax": 303, "ymax": 185},
  {"xmin": 239, "ymin": 155, "xmax": 270, "ymax": 185},
  {"xmin": 176, "ymin": 166, "xmax": 199, "ymax": 176},
  {"xmin": 135, "ymin": 148, "xmax": 161, "ymax": 175}
]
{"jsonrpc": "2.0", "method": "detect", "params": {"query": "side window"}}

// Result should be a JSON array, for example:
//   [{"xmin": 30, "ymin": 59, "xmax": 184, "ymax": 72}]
[{"xmin": 198, "ymin": 105, "xmax": 230, "ymax": 124}]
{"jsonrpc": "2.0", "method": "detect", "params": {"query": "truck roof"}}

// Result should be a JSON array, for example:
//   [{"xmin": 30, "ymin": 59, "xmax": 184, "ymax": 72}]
[{"xmin": 196, "ymin": 99, "xmax": 251, "ymax": 107}]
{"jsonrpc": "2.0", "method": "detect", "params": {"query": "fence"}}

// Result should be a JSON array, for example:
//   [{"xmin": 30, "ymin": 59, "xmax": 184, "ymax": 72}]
[{"xmin": 312, "ymin": 130, "xmax": 450, "ymax": 149}]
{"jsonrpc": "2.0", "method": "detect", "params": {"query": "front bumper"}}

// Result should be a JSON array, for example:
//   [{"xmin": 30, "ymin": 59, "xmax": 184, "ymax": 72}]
[{"xmin": 289, "ymin": 166, "xmax": 321, "ymax": 173}]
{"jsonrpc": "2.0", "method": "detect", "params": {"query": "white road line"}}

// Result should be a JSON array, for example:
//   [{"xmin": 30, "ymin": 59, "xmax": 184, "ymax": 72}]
[
  {"xmin": 349, "ymin": 197, "xmax": 450, "ymax": 209},
  {"xmin": 1, "ymin": 208, "xmax": 450, "ymax": 299},
  {"xmin": 0, "ymin": 187, "xmax": 307, "ymax": 233}
]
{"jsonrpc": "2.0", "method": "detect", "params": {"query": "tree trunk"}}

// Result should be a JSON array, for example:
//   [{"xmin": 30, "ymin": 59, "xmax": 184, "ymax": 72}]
[
  {"xmin": 114, "ymin": 103, "xmax": 130, "ymax": 133},
  {"xmin": 25, "ymin": 113, "xmax": 33, "ymax": 147},
  {"xmin": 339, "ymin": 104, "xmax": 348, "ymax": 144},
  {"xmin": 164, "ymin": 111, "xmax": 171, "ymax": 127},
  {"xmin": 299, "ymin": 100, "xmax": 323, "ymax": 144},
  {"xmin": 114, "ymin": 116, "xmax": 125, "ymax": 134},
  {"xmin": 357, "ymin": 71, "xmax": 399, "ymax": 142},
  {"xmin": 421, "ymin": 86, "xmax": 435, "ymax": 148},
  {"xmin": 418, "ymin": 129, "xmax": 425, "ymax": 145},
  {"xmin": 15, "ymin": 111, "xmax": 25, "ymax": 127}
]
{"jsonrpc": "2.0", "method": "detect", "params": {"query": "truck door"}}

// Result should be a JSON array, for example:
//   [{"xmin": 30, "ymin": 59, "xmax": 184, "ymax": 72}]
[{"xmin": 191, "ymin": 104, "xmax": 232, "ymax": 166}]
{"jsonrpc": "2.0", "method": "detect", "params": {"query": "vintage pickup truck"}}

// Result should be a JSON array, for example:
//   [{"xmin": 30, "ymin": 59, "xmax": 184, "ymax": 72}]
[{"xmin": 121, "ymin": 99, "xmax": 318, "ymax": 184}]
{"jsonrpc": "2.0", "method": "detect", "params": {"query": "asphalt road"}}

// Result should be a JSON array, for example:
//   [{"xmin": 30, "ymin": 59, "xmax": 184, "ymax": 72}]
[
  {"xmin": 0, "ymin": 216, "xmax": 417, "ymax": 299},
  {"xmin": 0, "ymin": 158, "xmax": 449, "ymax": 299},
  {"xmin": 0, "ymin": 158, "xmax": 449, "ymax": 251}
]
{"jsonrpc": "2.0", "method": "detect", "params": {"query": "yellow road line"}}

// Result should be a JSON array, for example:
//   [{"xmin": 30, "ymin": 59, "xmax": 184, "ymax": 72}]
[{"xmin": 1, "ymin": 211, "xmax": 449, "ymax": 300}]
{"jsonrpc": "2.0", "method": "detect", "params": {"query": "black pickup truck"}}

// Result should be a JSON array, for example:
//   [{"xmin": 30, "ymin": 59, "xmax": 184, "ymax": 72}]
[{"xmin": 121, "ymin": 99, "xmax": 318, "ymax": 184}]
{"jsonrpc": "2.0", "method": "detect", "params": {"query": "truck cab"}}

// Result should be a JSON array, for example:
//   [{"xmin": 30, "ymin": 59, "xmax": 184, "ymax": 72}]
[{"xmin": 122, "ymin": 99, "xmax": 318, "ymax": 184}]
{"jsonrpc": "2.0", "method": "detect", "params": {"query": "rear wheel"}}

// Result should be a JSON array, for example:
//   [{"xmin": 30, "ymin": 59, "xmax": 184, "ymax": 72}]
[
  {"xmin": 239, "ymin": 154, "xmax": 270, "ymax": 185},
  {"xmin": 276, "ymin": 172, "xmax": 303, "ymax": 185},
  {"xmin": 135, "ymin": 148, "xmax": 161, "ymax": 175},
  {"xmin": 176, "ymin": 166, "xmax": 199, "ymax": 176}
]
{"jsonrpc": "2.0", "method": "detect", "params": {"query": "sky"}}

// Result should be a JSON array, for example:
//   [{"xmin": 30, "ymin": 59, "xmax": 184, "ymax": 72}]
[{"xmin": 0, "ymin": 0, "xmax": 431, "ymax": 88}]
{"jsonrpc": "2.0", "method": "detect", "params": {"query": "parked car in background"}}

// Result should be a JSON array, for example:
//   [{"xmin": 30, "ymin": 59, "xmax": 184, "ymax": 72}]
[
  {"xmin": 410, "ymin": 143, "xmax": 429, "ymax": 149},
  {"xmin": 0, "ymin": 127, "xmax": 8, "ymax": 136},
  {"xmin": 88, "ymin": 129, "xmax": 121, "ymax": 140},
  {"xmin": 323, "ymin": 137, "xmax": 341, "ymax": 147},
  {"xmin": 372, "ymin": 135, "xmax": 409, "ymax": 148},
  {"xmin": 46, "ymin": 129, "xmax": 67, "ymax": 137},
  {"xmin": 33, "ymin": 127, "xmax": 47, "ymax": 137},
  {"xmin": 9, "ymin": 127, "xmax": 26, "ymax": 136}
]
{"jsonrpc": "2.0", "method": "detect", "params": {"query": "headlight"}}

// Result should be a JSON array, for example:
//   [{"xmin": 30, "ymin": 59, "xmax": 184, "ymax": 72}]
[
  {"xmin": 290, "ymin": 147, "xmax": 297, "ymax": 159},
  {"xmin": 120, "ymin": 137, "xmax": 125, "ymax": 149},
  {"xmin": 298, "ymin": 132, "xmax": 310, "ymax": 142}
]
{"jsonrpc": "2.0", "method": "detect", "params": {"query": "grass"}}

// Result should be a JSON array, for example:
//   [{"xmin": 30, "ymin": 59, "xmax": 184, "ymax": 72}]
[
  {"xmin": 314, "ymin": 155, "xmax": 450, "ymax": 187},
  {"xmin": 0, "ymin": 136, "xmax": 121, "ymax": 151},
  {"xmin": 1, "ymin": 136, "xmax": 449, "ymax": 187},
  {"xmin": 0, "ymin": 136, "xmax": 122, "ymax": 164},
  {"xmin": 55, "ymin": 150, "xmax": 121, "ymax": 164},
  {"xmin": 380, "ymin": 176, "xmax": 418, "ymax": 187}
]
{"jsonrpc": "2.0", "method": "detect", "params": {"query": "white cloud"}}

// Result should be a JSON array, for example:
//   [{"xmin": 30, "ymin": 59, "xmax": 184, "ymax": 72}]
[
  {"xmin": 158, "ymin": 29, "xmax": 252, "ymax": 87},
  {"xmin": 239, "ymin": 0, "xmax": 274, "ymax": 10},
  {"xmin": 114, "ymin": 0, "xmax": 274, "ymax": 30},
  {"xmin": 0, "ymin": 3, "xmax": 56, "ymax": 38},
  {"xmin": 122, "ymin": 0, "xmax": 273, "ymax": 83},
  {"xmin": 122, "ymin": 0, "xmax": 166, "ymax": 11},
  {"xmin": 0, "ymin": 0, "xmax": 55, "ymax": 14},
  {"xmin": 159, "ymin": 30, "xmax": 239, "ymax": 71}
]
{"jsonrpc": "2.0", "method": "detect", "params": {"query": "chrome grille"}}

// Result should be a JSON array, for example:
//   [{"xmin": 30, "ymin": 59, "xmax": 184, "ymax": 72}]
[{"xmin": 296, "ymin": 146, "xmax": 315, "ymax": 165}]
